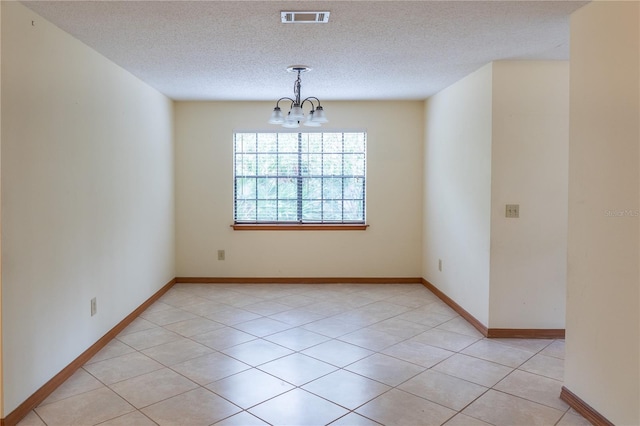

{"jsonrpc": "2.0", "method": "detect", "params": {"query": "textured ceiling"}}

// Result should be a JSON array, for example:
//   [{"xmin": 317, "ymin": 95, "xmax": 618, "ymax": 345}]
[{"xmin": 22, "ymin": 0, "xmax": 588, "ymax": 101}]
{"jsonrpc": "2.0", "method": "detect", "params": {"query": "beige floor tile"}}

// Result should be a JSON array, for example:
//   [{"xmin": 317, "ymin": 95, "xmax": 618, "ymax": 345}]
[
  {"xmin": 140, "ymin": 307, "xmax": 196, "ymax": 325},
  {"xmin": 429, "ymin": 301, "xmax": 460, "ymax": 317},
  {"xmin": 116, "ymin": 327, "xmax": 182, "ymax": 351},
  {"xmin": 204, "ymin": 306, "xmax": 262, "ymax": 325},
  {"xmin": 110, "ymin": 368, "xmax": 199, "ymax": 408},
  {"xmin": 274, "ymin": 293, "xmax": 317, "ymax": 308},
  {"xmin": 35, "ymin": 387, "xmax": 134, "ymax": 426},
  {"xmin": 492, "ymin": 338, "xmax": 554, "ymax": 353},
  {"xmin": 302, "ymin": 300, "xmax": 351, "ymax": 316},
  {"xmin": 142, "ymin": 388, "xmax": 241, "ymax": 426},
  {"xmin": 157, "ymin": 290, "xmax": 208, "ymax": 308},
  {"xmin": 83, "ymin": 352, "xmax": 164, "ymax": 385},
  {"xmin": 221, "ymin": 339, "xmax": 293, "ymax": 366},
  {"xmin": 249, "ymin": 389, "xmax": 349, "ymax": 426},
  {"xmin": 396, "ymin": 308, "xmax": 453, "ymax": 327},
  {"xmin": 213, "ymin": 411, "xmax": 269, "ymax": 425},
  {"xmin": 117, "ymin": 317, "xmax": 158, "ymax": 337},
  {"xmin": 355, "ymin": 301, "xmax": 413, "ymax": 319},
  {"xmin": 365, "ymin": 317, "xmax": 430, "ymax": 338},
  {"xmin": 461, "ymin": 338, "xmax": 535, "ymax": 367},
  {"xmin": 302, "ymin": 316, "xmax": 365, "ymax": 338},
  {"xmin": 557, "ymin": 410, "xmax": 593, "ymax": 426},
  {"xmin": 399, "ymin": 370, "xmax": 488, "ymax": 411},
  {"xmin": 443, "ymin": 413, "xmax": 493, "ymax": 426},
  {"xmin": 163, "ymin": 317, "xmax": 224, "ymax": 337},
  {"xmin": 462, "ymin": 389, "xmax": 565, "ymax": 425},
  {"xmin": 354, "ymin": 286, "xmax": 405, "ymax": 301},
  {"xmin": 411, "ymin": 328, "xmax": 480, "ymax": 352},
  {"xmin": 141, "ymin": 301, "xmax": 173, "ymax": 314},
  {"xmin": 231, "ymin": 317, "xmax": 293, "ymax": 337},
  {"xmin": 268, "ymin": 308, "xmax": 326, "ymax": 326},
  {"xmin": 206, "ymin": 368, "xmax": 294, "ymax": 408},
  {"xmin": 141, "ymin": 337, "xmax": 214, "ymax": 365},
  {"xmin": 225, "ymin": 288, "xmax": 286, "ymax": 303},
  {"xmin": 214, "ymin": 292, "xmax": 264, "ymax": 307},
  {"xmin": 519, "ymin": 353, "xmax": 565, "ymax": 381},
  {"xmin": 258, "ymin": 353, "xmax": 337, "ymax": 386},
  {"xmin": 191, "ymin": 326, "xmax": 256, "ymax": 350},
  {"xmin": 346, "ymin": 353, "xmax": 425, "ymax": 386},
  {"xmin": 338, "ymin": 328, "xmax": 406, "ymax": 351},
  {"xmin": 180, "ymin": 300, "xmax": 226, "ymax": 317},
  {"xmin": 98, "ymin": 410, "xmax": 157, "ymax": 425},
  {"xmin": 494, "ymin": 369, "xmax": 568, "ymax": 410},
  {"xmin": 541, "ymin": 339, "xmax": 565, "ymax": 359},
  {"xmin": 242, "ymin": 300, "xmax": 292, "ymax": 316},
  {"xmin": 385, "ymin": 293, "xmax": 436, "ymax": 308},
  {"xmin": 329, "ymin": 412, "xmax": 382, "ymax": 425},
  {"xmin": 16, "ymin": 411, "xmax": 45, "ymax": 426},
  {"xmin": 39, "ymin": 368, "xmax": 104, "ymax": 406},
  {"xmin": 263, "ymin": 327, "xmax": 330, "ymax": 351},
  {"xmin": 86, "ymin": 339, "xmax": 137, "ymax": 365},
  {"xmin": 381, "ymin": 339, "xmax": 454, "ymax": 368},
  {"xmin": 170, "ymin": 352, "xmax": 250, "ymax": 385},
  {"xmin": 302, "ymin": 339, "xmax": 374, "ymax": 367},
  {"xmin": 329, "ymin": 293, "xmax": 376, "ymax": 308},
  {"xmin": 330, "ymin": 311, "xmax": 380, "ymax": 327},
  {"xmin": 356, "ymin": 388, "xmax": 456, "ymax": 426},
  {"xmin": 436, "ymin": 317, "xmax": 485, "ymax": 338},
  {"xmin": 172, "ymin": 283, "xmax": 217, "ymax": 297},
  {"xmin": 303, "ymin": 369, "xmax": 391, "ymax": 409},
  {"xmin": 432, "ymin": 353, "xmax": 513, "ymax": 387}
]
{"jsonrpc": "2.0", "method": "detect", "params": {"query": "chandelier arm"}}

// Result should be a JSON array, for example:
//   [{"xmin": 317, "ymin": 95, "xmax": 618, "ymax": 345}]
[
  {"xmin": 303, "ymin": 97, "xmax": 323, "ymax": 110},
  {"xmin": 275, "ymin": 97, "xmax": 295, "ymax": 108},
  {"xmin": 301, "ymin": 97, "xmax": 318, "ymax": 111}
]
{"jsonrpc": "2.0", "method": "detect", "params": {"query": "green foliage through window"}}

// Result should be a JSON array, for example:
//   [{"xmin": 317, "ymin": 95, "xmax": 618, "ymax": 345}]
[{"xmin": 234, "ymin": 132, "xmax": 366, "ymax": 223}]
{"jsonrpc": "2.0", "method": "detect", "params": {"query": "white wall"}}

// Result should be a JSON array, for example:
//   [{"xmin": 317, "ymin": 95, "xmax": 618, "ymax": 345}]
[
  {"xmin": 489, "ymin": 61, "xmax": 568, "ymax": 328},
  {"xmin": 566, "ymin": 2, "xmax": 639, "ymax": 424},
  {"xmin": 423, "ymin": 64, "xmax": 493, "ymax": 325},
  {"xmin": 1, "ymin": 2, "xmax": 175, "ymax": 414},
  {"xmin": 175, "ymin": 101, "xmax": 423, "ymax": 278}
]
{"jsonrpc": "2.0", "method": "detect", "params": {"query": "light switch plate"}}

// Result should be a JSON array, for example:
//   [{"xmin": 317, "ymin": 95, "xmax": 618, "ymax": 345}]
[{"xmin": 505, "ymin": 204, "xmax": 520, "ymax": 218}]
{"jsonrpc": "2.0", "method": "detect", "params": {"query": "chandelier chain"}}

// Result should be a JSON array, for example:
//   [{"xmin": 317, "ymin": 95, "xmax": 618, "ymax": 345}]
[{"xmin": 293, "ymin": 70, "xmax": 302, "ymax": 105}]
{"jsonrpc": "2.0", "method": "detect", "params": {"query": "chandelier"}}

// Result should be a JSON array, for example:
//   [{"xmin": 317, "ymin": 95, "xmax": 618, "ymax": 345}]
[{"xmin": 268, "ymin": 65, "xmax": 328, "ymax": 128}]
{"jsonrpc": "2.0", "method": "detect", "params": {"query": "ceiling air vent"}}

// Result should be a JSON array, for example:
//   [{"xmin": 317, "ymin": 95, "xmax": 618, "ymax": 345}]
[{"xmin": 281, "ymin": 11, "xmax": 330, "ymax": 24}]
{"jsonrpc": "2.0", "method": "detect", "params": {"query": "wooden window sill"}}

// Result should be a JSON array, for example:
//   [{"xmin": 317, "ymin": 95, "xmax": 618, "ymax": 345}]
[{"xmin": 232, "ymin": 224, "xmax": 369, "ymax": 231}]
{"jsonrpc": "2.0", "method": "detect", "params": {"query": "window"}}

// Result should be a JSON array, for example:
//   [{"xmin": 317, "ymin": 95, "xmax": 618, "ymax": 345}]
[{"xmin": 234, "ymin": 131, "xmax": 366, "ymax": 227}]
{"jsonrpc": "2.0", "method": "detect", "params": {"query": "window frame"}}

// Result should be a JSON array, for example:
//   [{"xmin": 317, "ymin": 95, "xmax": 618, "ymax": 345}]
[{"xmin": 232, "ymin": 130, "xmax": 368, "ymax": 231}]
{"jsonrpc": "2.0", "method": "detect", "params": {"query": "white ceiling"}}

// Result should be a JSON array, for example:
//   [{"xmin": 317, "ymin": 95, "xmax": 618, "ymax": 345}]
[{"xmin": 22, "ymin": 0, "xmax": 588, "ymax": 101}]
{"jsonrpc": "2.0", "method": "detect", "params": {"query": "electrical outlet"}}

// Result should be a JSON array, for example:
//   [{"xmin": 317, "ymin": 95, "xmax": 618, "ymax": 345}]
[
  {"xmin": 217, "ymin": 250, "xmax": 225, "ymax": 261},
  {"xmin": 438, "ymin": 259, "xmax": 442, "ymax": 272},
  {"xmin": 90, "ymin": 297, "xmax": 97, "ymax": 316},
  {"xmin": 505, "ymin": 204, "xmax": 520, "ymax": 218}
]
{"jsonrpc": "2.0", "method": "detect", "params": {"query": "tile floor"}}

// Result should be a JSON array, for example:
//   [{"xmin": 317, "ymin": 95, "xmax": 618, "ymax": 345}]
[{"xmin": 18, "ymin": 283, "xmax": 591, "ymax": 426}]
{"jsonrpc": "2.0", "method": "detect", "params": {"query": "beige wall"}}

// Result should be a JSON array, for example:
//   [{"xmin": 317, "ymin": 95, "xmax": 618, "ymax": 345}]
[
  {"xmin": 423, "ymin": 63, "xmax": 493, "ymax": 325},
  {"xmin": 489, "ymin": 61, "xmax": 568, "ymax": 328},
  {"xmin": 566, "ymin": 2, "xmax": 640, "ymax": 424},
  {"xmin": 1, "ymin": 2, "xmax": 175, "ymax": 414},
  {"xmin": 423, "ymin": 61, "xmax": 569, "ymax": 329},
  {"xmin": 0, "ymin": 0, "xmax": 3, "ymax": 417},
  {"xmin": 175, "ymin": 101, "xmax": 424, "ymax": 278}
]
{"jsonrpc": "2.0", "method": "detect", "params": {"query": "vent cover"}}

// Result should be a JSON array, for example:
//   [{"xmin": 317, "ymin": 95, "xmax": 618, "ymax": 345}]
[{"xmin": 281, "ymin": 11, "xmax": 330, "ymax": 24}]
